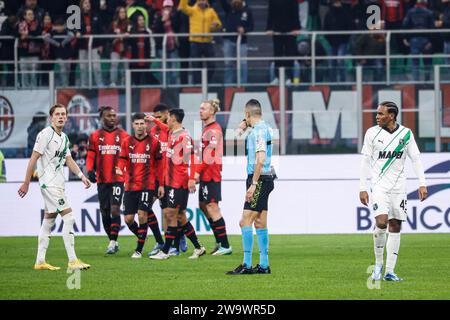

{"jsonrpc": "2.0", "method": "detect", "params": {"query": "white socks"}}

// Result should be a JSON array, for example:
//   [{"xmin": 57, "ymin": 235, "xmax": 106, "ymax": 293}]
[
  {"xmin": 62, "ymin": 213, "xmax": 77, "ymax": 262},
  {"xmin": 36, "ymin": 218, "xmax": 56, "ymax": 264},
  {"xmin": 373, "ymin": 226, "xmax": 387, "ymax": 266},
  {"xmin": 386, "ymin": 232, "xmax": 401, "ymax": 274}
]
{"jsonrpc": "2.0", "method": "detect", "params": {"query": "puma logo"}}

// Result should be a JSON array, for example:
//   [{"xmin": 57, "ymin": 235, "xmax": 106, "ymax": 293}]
[{"xmin": 378, "ymin": 139, "xmax": 384, "ymax": 144}]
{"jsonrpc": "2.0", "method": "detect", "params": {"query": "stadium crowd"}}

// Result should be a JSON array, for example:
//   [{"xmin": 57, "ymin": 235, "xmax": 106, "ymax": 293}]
[{"xmin": 1, "ymin": 0, "xmax": 450, "ymax": 87}]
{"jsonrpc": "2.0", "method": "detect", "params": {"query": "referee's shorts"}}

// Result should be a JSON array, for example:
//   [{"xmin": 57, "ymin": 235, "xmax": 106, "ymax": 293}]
[{"xmin": 243, "ymin": 174, "xmax": 275, "ymax": 212}]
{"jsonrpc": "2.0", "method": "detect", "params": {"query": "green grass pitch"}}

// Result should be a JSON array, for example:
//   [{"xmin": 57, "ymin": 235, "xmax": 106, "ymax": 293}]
[{"xmin": 1, "ymin": 234, "xmax": 449, "ymax": 299}]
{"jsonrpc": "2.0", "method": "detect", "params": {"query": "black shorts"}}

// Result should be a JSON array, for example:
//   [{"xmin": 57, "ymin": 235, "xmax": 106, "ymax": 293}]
[
  {"xmin": 155, "ymin": 180, "xmax": 167, "ymax": 210},
  {"xmin": 123, "ymin": 190, "xmax": 154, "ymax": 215},
  {"xmin": 243, "ymin": 175, "xmax": 275, "ymax": 212},
  {"xmin": 199, "ymin": 181, "xmax": 221, "ymax": 204},
  {"xmin": 97, "ymin": 182, "xmax": 124, "ymax": 211},
  {"xmin": 162, "ymin": 186, "xmax": 189, "ymax": 211}
]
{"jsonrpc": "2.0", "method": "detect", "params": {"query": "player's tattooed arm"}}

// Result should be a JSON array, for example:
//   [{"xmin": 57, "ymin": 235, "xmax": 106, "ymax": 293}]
[{"xmin": 18, "ymin": 151, "xmax": 42, "ymax": 198}]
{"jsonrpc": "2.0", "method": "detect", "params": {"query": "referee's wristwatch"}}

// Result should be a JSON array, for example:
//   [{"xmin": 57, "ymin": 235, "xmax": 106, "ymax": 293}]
[{"xmin": 251, "ymin": 180, "xmax": 258, "ymax": 186}]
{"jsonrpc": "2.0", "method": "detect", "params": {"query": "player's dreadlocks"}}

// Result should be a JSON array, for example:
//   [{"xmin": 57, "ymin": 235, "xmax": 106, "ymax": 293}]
[{"xmin": 99, "ymin": 106, "xmax": 114, "ymax": 118}]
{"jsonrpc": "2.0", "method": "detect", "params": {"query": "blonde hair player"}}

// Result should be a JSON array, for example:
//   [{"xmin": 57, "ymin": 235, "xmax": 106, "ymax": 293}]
[
  {"xmin": 18, "ymin": 104, "xmax": 92, "ymax": 271},
  {"xmin": 195, "ymin": 99, "xmax": 232, "ymax": 255}
]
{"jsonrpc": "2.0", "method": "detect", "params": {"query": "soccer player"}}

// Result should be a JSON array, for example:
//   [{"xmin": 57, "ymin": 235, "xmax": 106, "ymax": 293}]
[
  {"xmin": 145, "ymin": 105, "xmax": 188, "ymax": 256},
  {"xmin": 359, "ymin": 101, "xmax": 428, "ymax": 282},
  {"xmin": 86, "ymin": 106, "xmax": 129, "ymax": 254},
  {"xmin": 226, "ymin": 99, "xmax": 275, "ymax": 275},
  {"xmin": 116, "ymin": 113, "xmax": 165, "ymax": 258},
  {"xmin": 18, "ymin": 104, "xmax": 91, "ymax": 271},
  {"xmin": 195, "ymin": 99, "xmax": 232, "ymax": 255},
  {"xmin": 150, "ymin": 108, "xmax": 206, "ymax": 260}
]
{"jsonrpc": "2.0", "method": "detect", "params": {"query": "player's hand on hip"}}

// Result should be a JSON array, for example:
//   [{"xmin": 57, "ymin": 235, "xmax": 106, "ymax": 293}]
[
  {"xmin": 419, "ymin": 186, "xmax": 428, "ymax": 202},
  {"xmin": 188, "ymin": 179, "xmax": 196, "ymax": 193},
  {"xmin": 246, "ymin": 185, "xmax": 256, "ymax": 203},
  {"xmin": 359, "ymin": 191, "xmax": 369, "ymax": 206},
  {"xmin": 18, "ymin": 182, "xmax": 29, "ymax": 198},
  {"xmin": 158, "ymin": 186, "xmax": 165, "ymax": 199},
  {"xmin": 81, "ymin": 175, "xmax": 91, "ymax": 189}
]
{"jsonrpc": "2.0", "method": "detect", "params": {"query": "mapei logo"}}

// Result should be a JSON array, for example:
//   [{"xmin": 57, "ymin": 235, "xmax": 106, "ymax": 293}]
[
  {"xmin": 378, "ymin": 151, "xmax": 403, "ymax": 159},
  {"xmin": 0, "ymin": 96, "xmax": 14, "ymax": 143},
  {"xmin": 357, "ymin": 160, "xmax": 450, "ymax": 231}
]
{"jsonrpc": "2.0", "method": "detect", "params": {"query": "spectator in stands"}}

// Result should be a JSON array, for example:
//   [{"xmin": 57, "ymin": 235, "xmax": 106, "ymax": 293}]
[
  {"xmin": 129, "ymin": 14, "xmax": 158, "ymax": 85},
  {"xmin": 381, "ymin": 0, "xmax": 406, "ymax": 30},
  {"xmin": 307, "ymin": 0, "xmax": 321, "ymax": 30},
  {"xmin": 177, "ymin": 1, "xmax": 192, "ymax": 84},
  {"xmin": 17, "ymin": 8, "xmax": 42, "ymax": 88},
  {"xmin": 91, "ymin": 0, "xmax": 124, "ymax": 33},
  {"xmin": 17, "ymin": 0, "xmax": 45, "ymax": 25},
  {"xmin": 380, "ymin": 0, "xmax": 408, "ymax": 54},
  {"xmin": 219, "ymin": 0, "xmax": 254, "ymax": 85},
  {"xmin": 266, "ymin": 0, "xmax": 301, "ymax": 85},
  {"xmin": 179, "ymin": 0, "xmax": 222, "ymax": 84},
  {"xmin": 341, "ymin": 0, "xmax": 362, "ymax": 30},
  {"xmin": 126, "ymin": 0, "xmax": 153, "ymax": 30},
  {"xmin": 69, "ymin": 134, "xmax": 89, "ymax": 180},
  {"xmin": 324, "ymin": 0, "xmax": 352, "ymax": 82},
  {"xmin": 153, "ymin": 0, "xmax": 181, "ymax": 85},
  {"xmin": 0, "ymin": 15, "xmax": 18, "ymax": 87},
  {"xmin": 44, "ymin": 18, "xmax": 75, "ymax": 87},
  {"xmin": 110, "ymin": 6, "xmax": 131, "ymax": 86},
  {"xmin": 77, "ymin": 0, "xmax": 105, "ymax": 87},
  {"xmin": 403, "ymin": 0, "xmax": 435, "ymax": 81},
  {"xmin": 68, "ymin": 29, "xmax": 79, "ymax": 86},
  {"xmin": 281, "ymin": 37, "xmax": 328, "ymax": 83},
  {"xmin": 27, "ymin": 112, "xmax": 47, "ymax": 157},
  {"xmin": 40, "ymin": 12, "xmax": 53, "ymax": 87},
  {"xmin": 428, "ymin": 0, "xmax": 446, "ymax": 15},
  {"xmin": 351, "ymin": 24, "xmax": 386, "ymax": 81},
  {"xmin": 436, "ymin": 0, "xmax": 450, "ymax": 65}
]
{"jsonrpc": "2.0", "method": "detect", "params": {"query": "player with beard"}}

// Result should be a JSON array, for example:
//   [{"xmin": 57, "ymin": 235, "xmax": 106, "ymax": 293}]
[{"xmin": 87, "ymin": 106, "xmax": 129, "ymax": 254}]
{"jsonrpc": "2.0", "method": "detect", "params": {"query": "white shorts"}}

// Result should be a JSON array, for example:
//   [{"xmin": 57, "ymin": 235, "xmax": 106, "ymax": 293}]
[
  {"xmin": 40, "ymin": 186, "xmax": 71, "ymax": 213},
  {"xmin": 371, "ymin": 190, "xmax": 407, "ymax": 221}
]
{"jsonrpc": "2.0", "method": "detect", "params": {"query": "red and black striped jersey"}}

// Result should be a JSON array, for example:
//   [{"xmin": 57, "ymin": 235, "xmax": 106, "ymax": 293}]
[
  {"xmin": 118, "ymin": 134, "xmax": 163, "ymax": 191},
  {"xmin": 165, "ymin": 128, "xmax": 196, "ymax": 189},
  {"xmin": 87, "ymin": 128, "xmax": 129, "ymax": 183},
  {"xmin": 196, "ymin": 121, "xmax": 223, "ymax": 182},
  {"xmin": 149, "ymin": 118, "xmax": 169, "ymax": 183}
]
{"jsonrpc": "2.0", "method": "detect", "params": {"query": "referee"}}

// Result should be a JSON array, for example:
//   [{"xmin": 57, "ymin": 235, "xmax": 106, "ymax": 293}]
[{"xmin": 226, "ymin": 99, "xmax": 275, "ymax": 275}]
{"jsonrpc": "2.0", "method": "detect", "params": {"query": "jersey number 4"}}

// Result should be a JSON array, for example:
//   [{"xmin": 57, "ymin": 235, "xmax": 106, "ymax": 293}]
[{"xmin": 400, "ymin": 199, "xmax": 407, "ymax": 213}]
